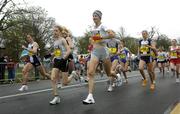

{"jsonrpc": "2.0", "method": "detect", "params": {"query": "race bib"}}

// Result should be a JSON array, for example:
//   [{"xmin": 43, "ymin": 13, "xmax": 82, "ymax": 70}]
[
  {"xmin": 170, "ymin": 52, "xmax": 177, "ymax": 58},
  {"xmin": 92, "ymin": 33, "xmax": 102, "ymax": 43},
  {"xmin": 108, "ymin": 48, "xmax": 117, "ymax": 54},
  {"xmin": 28, "ymin": 51, "xmax": 33, "ymax": 56},
  {"xmin": 54, "ymin": 49, "xmax": 61, "ymax": 57},
  {"xmin": 140, "ymin": 46, "xmax": 149, "ymax": 54},
  {"xmin": 158, "ymin": 55, "xmax": 165, "ymax": 60},
  {"xmin": 151, "ymin": 52, "xmax": 156, "ymax": 58},
  {"xmin": 119, "ymin": 53, "xmax": 126, "ymax": 59}
]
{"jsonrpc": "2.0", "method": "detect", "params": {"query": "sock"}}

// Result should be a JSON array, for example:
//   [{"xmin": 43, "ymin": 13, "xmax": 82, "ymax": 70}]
[{"xmin": 87, "ymin": 93, "xmax": 93, "ymax": 99}]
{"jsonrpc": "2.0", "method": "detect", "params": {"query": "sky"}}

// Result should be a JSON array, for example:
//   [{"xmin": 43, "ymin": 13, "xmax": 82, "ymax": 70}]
[{"xmin": 26, "ymin": 0, "xmax": 180, "ymax": 39}]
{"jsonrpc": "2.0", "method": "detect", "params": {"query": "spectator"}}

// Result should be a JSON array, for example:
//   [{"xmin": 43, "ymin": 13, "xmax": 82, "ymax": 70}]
[
  {"xmin": 7, "ymin": 58, "xmax": 16, "ymax": 83},
  {"xmin": 79, "ymin": 55, "xmax": 85, "ymax": 76},
  {"xmin": 0, "ymin": 52, "xmax": 6, "ymax": 83},
  {"xmin": 79, "ymin": 55, "xmax": 85, "ymax": 65}
]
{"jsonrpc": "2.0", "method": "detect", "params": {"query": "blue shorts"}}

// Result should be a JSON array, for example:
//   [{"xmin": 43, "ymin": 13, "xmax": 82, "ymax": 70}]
[
  {"xmin": 119, "ymin": 59, "xmax": 127, "ymax": 64},
  {"xmin": 110, "ymin": 55, "xmax": 119, "ymax": 62},
  {"xmin": 86, "ymin": 55, "xmax": 91, "ymax": 62}
]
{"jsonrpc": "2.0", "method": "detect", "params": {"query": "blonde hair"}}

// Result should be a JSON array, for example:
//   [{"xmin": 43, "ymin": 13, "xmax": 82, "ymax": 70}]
[
  {"xmin": 107, "ymin": 29, "xmax": 115, "ymax": 37},
  {"xmin": 62, "ymin": 26, "xmax": 72, "ymax": 37},
  {"xmin": 54, "ymin": 25, "xmax": 63, "ymax": 33}
]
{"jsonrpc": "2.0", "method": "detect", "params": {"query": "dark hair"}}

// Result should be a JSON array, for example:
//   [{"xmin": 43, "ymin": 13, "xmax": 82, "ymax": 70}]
[
  {"xmin": 26, "ymin": 33, "xmax": 34, "ymax": 38},
  {"xmin": 172, "ymin": 39, "xmax": 177, "ymax": 42}
]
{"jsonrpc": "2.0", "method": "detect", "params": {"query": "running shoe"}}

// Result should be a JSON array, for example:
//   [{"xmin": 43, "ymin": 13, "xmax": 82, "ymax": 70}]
[
  {"xmin": 79, "ymin": 76, "xmax": 84, "ymax": 83},
  {"xmin": 71, "ymin": 71, "xmax": 79, "ymax": 81},
  {"xmin": 84, "ymin": 79, "xmax": 89, "ymax": 83},
  {"xmin": 142, "ymin": 79, "xmax": 147, "ymax": 87},
  {"xmin": 18, "ymin": 85, "xmax": 28, "ymax": 91},
  {"xmin": 83, "ymin": 97, "xmax": 95, "ymax": 104},
  {"xmin": 49, "ymin": 96, "xmax": 60, "ymax": 105},
  {"xmin": 123, "ymin": 79, "xmax": 128, "ymax": 84},
  {"xmin": 176, "ymin": 78, "xmax": 180, "ymax": 83},
  {"xmin": 116, "ymin": 73, "xmax": 123, "ymax": 86},
  {"xmin": 112, "ymin": 82, "xmax": 116, "ymax": 87},
  {"xmin": 150, "ymin": 84, "xmax": 155, "ymax": 91},
  {"xmin": 100, "ymin": 70, "xmax": 104, "ymax": 77},
  {"xmin": 107, "ymin": 84, "xmax": 113, "ymax": 92},
  {"xmin": 57, "ymin": 83, "xmax": 62, "ymax": 88}
]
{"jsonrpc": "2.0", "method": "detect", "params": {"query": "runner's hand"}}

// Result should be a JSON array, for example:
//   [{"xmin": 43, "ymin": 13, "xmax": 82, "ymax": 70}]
[{"xmin": 22, "ymin": 45, "xmax": 26, "ymax": 49}]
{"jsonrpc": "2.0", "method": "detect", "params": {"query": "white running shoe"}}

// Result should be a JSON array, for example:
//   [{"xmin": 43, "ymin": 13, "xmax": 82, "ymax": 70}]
[
  {"xmin": 123, "ymin": 79, "xmax": 128, "ymax": 84},
  {"xmin": 18, "ymin": 85, "xmax": 28, "ymax": 91},
  {"xmin": 100, "ymin": 70, "xmax": 104, "ymax": 77},
  {"xmin": 176, "ymin": 78, "xmax": 180, "ymax": 83},
  {"xmin": 57, "ymin": 83, "xmax": 62, "ymax": 88},
  {"xmin": 80, "ymin": 76, "xmax": 84, "ymax": 82},
  {"xmin": 116, "ymin": 73, "xmax": 123, "ymax": 86},
  {"xmin": 107, "ymin": 84, "xmax": 113, "ymax": 92},
  {"xmin": 71, "ymin": 71, "xmax": 79, "ymax": 81},
  {"xmin": 82, "ymin": 97, "xmax": 95, "ymax": 104},
  {"xmin": 49, "ymin": 96, "xmax": 60, "ymax": 105},
  {"xmin": 112, "ymin": 82, "xmax": 116, "ymax": 87}
]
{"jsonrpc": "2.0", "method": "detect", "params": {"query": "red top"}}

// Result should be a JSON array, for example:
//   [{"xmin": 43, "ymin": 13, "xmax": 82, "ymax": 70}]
[{"xmin": 88, "ymin": 44, "xmax": 93, "ymax": 52}]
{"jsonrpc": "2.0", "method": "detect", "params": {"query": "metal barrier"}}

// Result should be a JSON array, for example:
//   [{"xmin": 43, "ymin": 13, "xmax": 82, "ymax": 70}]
[
  {"xmin": 0, "ymin": 63, "xmax": 42, "ymax": 84},
  {"xmin": 0, "ymin": 61, "xmax": 53, "ymax": 84}
]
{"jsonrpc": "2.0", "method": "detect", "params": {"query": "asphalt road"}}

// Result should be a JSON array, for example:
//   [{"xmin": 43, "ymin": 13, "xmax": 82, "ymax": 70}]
[{"xmin": 0, "ymin": 70, "xmax": 179, "ymax": 114}]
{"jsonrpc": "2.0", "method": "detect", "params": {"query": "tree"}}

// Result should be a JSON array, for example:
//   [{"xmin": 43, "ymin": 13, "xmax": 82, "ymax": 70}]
[
  {"xmin": 149, "ymin": 26, "xmax": 156, "ymax": 39},
  {"xmin": 121, "ymin": 36, "xmax": 139, "ymax": 54},
  {"xmin": 117, "ymin": 27, "xmax": 139, "ymax": 54},
  {"xmin": 76, "ymin": 31, "xmax": 90, "ymax": 54},
  {"xmin": 117, "ymin": 27, "xmax": 126, "ymax": 39},
  {"xmin": 156, "ymin": 34, "xmax": 171, "ymax": 51},
  {"xmin": 0, "ymin": 0, "xmax": 27, "ymax": 31},
  {"xmin": 1, "ymin": 6, "xmax": 55, "ymax": 61}
]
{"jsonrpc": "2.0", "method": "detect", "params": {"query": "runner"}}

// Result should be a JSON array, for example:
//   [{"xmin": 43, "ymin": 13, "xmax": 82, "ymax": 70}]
[
  {"xmin": 49, "ymin": 25, "xmax": 71, "ymax": 105},
  {"xmin": 60, "ymin": 27, "xmax": 79, "ymax": 86},
  {"xmin": 150, "ymin": 40, "xmax": 158, "ymax": 83},
  {"xmin": 138, "ymin": 30, "xmax": 156, "ymax": 91},
  {"xmin": 82, "ymin": 10, "xmax": 116, "ymax": 104},
  {"xmin": 62, "ymin": 27, "xmax": 75, "ymax": 74},
  {"xmin": 19, "ymin": 34, "xmax": 50, "ymax": 91},
  {"xmin": 168, "ymin": 39, "xmax": 180, "ymax": 83},
  {"xmin": 84, "ymin": 38, "xmax": 94, "ymax": 82},
  {"xmin": 117, "ymin": 39, "xmax": 132, "ymax": 84},
  {"xmin": 157, "ymin": 47, "xmax": 166, "ymax": 77},
  {"xmin": 107, "ymin": 30, "xmax": 122, "ymax": 87},
  {"xmin": 164, "ymin": 51, "xmax": 170, "ymax": 73}
]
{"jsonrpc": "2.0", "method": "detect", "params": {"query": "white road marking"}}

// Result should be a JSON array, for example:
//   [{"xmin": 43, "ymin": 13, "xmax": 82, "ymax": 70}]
[{"xmin": 0, "ymin": 72, "xmax": 154, "ymax": 100}]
